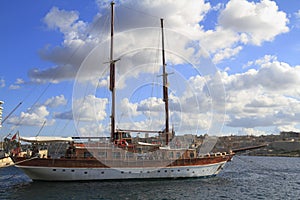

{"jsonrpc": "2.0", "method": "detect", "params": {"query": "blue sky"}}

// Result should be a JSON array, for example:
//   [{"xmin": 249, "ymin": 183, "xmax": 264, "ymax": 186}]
[{"xmin": 1, "ymin": 0, "xmax": 300, "ymax": 138}]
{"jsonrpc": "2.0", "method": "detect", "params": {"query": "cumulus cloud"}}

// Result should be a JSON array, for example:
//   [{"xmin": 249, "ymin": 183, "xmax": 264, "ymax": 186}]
[
  {"xmin": 44, "ymin": 95, "xmax": 67, "ymax": 108},
  {"xmin": 7, "ymin": 105, "xmax": 54, "ymax": 126},
  {"xmin": 218, "ymin": 0, "xmax": 289, "ymax": 45},
  {"xmin": 78, "ymin": 122, "xmax": 108, "ymax": 137},
  {"xmin": 29, "ymin": 0, "xmax": 289, "ymax": 83},
  {"xmin": 71, "ymin": 95, "xmax": 108, "ymax": 122},
  {"xmin": 197, "ymin": 0, "xmax": 289, "ymax": 63},
  {"xmin": 7, "ymin": 94, "xmax": 66, "ymax": 126},
  {"xmin": 221, "ymin": 56, "xmax": 300, "ymax": 130}
]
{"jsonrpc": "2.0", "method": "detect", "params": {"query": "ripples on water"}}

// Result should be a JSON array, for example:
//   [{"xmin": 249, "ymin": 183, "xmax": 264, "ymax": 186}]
[{"xmin": 1, "ymin": 156, "xmax": 300, "ymax": 200}]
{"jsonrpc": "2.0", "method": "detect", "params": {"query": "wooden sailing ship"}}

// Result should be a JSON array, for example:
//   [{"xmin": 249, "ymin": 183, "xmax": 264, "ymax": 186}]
[{"xmin": 11, "ymin": 1, "xmax": 234, "ymax": 181}]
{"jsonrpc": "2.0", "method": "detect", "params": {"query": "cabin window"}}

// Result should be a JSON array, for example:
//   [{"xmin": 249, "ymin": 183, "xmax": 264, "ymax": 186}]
[
  {"xmin": 176, "ymin": 152, "xmax": 181, "ymax": 158},
  {"xmin": 169, "ymin": 152, "xmax": 174, "ymax": 158},
  {"xmin": 125, "ymin": 152, "xmax": 134, "ymax": 158},
  {"xmin": 122, "ymin": 132, "xmax": 131, "ymax": 139},
  {"xmin": 98, "ymin": 152, "xmax": 107, "ymax": 158},
  {"xmin": 190, "ymin": 152, "xmax": 194, "ymax": 158},
  {"xmin": 84, "ymin": 152, "xmax": 93, "ymax": 158},
  {"xmin": 112, "ymin": 152, "xmax": 121, "ymax": 159}
]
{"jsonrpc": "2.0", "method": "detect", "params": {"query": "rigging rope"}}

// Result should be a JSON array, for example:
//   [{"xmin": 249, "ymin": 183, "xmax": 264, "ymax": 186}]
[{"xmin": 119, "ymin": 4, "xmax": 161, "ymax": 20}]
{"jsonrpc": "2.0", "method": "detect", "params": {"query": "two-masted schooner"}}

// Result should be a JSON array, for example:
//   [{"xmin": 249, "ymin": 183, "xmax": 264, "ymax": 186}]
[{"xmin": 11, "ymin": 2, "xmax": 234, "ymax": 181}]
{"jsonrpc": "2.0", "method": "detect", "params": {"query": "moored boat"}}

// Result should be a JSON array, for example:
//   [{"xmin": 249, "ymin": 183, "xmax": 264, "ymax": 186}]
[
  {"xmin": 13, "ymin": 135, "xmax": 233, "ymax": 181},
  {"xmin": 0, "ymin": 153, "xmax": 14, "ymax": 168},
  {"xmin": 11, "ymin": 1, "xmax": 234, "ymax": 181}
]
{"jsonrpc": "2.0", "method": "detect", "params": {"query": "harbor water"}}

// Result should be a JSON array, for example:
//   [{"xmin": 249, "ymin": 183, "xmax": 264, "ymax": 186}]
[{"xmin": 1, "ymin": 156, "xmax": 300, "ymax": 200}]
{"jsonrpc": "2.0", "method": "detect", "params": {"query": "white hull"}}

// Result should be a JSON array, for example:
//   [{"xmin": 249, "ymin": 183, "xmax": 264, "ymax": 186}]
[{"xmin": 16, "ymin": 161, "xmax": 227, "ymax": 181}]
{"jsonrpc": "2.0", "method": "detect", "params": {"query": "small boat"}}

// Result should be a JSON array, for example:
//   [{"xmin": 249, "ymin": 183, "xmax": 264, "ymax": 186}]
[
  {"xmin": 0, "ymin": 152, "xmax": 14, "ymax": 168},
  {"xmin": 12, "ymin": 1, "xmax": 234, "ymax": 181}
]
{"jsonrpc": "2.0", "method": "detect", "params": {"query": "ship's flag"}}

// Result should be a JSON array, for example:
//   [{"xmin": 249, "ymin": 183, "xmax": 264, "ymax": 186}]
[{"xmin": 11, "ymin": 131, "xmax": 18, "ymax": 141}]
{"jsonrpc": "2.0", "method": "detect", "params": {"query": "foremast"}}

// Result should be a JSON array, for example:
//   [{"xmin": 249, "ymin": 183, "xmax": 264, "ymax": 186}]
[{"xmin": 109, "ymin": 1, "xmax": 116, "ymax": 141}]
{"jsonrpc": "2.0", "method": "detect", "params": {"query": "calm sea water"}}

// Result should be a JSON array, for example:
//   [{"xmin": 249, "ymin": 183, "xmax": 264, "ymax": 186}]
[{"xmin": 1, "ymin": 156, "xmax": 300, "ymax": 200}]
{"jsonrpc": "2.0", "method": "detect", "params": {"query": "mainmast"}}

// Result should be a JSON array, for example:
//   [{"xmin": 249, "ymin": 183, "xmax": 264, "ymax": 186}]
[
  {"xmin": 160, "ymin": 18, "xmax": 170, "ymax": 145},
  {"xmin": 109, "ymin": 1, "xmax": 116, "ymax": 141}
]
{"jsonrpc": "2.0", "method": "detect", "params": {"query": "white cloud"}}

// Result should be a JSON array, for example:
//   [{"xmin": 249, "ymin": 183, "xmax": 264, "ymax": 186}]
[
  {"xmin": 237, "ymin": 128, "xmax": 267, "ymax": 136},
  {"xmin": 7, "ymin": 105, "xmax": 54, "ymax": 126},
  {"xmin": 220, "ymin": 56, "xmax": 300, "ymax": 129},
  {"xmin": 15, "ymin": 78, "xmax": 24, "ymax": 84},
  {"xmin": 218, "ymin": 0, "xmax": 289, "ymax": 45},
  {"xmin": 213, "ymin": 46, "xmax": 243, "ymax": 63},
  {"xmin": 18, "ymin": 1, "xmax": 297, "ymax": 136},
  {"xmin": 79, "ymin": 122, "xmax": 108, "ymax": 137},
  {"xmin": 6, "ymin": 95, "xmax": 66, "ymax": 126},
  {"xmin": 276, "ymin": 125, "xmax": 300, "ymax": 133},
  {"xmin": 9, "ymin": 85, "xmax": 21, "ymax": 90},
  {"xmin": 44, "ymin": 95, "xmax": 67, "ymax": 108},
  {"xmin": 28, "ymin": 0, "xmax": 290, "ymax": 83},
  {"xmin": 0, "ymin": 78, "xmax": 4, "ymax": 88},
  {"xmin": 8, "ymin": 78, "xmax": 25, "ymax": 90},
  {"xmin": 43, "ymin": 6, "xmax": 87, "ymax": 42},
  {"xmin": 295, "ymin": 10, "xmax": 300, "ymax": 19},
  {"xmin": 72, "ymin": 95, "xmax": 108, "ymax": 122},
  {"xmin": 119, "ymin": 98, "xmax": 138, "ymax": 117}
]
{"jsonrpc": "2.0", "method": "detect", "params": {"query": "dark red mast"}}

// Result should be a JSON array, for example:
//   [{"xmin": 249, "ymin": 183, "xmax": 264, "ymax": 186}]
[
  {"xmin": 110, "ymin": 1, "xmax": 116, "ymax": 141},
  {"xmin": 160, "ymin": 18, "xmax": 170, "ymax": 145}
]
